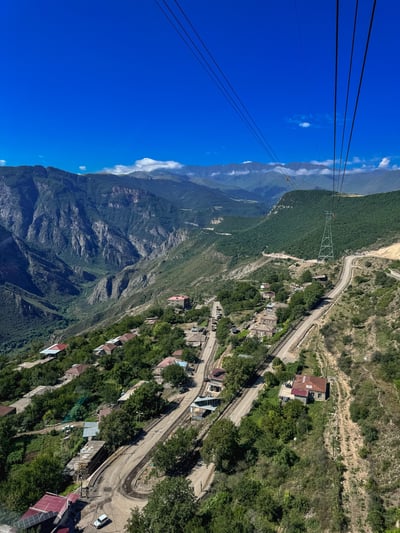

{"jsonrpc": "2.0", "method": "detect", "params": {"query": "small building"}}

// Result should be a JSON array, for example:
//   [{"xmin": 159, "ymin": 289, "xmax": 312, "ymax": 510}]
[
  {"xmin": 97, "ymin": 406, "xmax": 114, "ymax": 421},
  {"xmin": 154, "ymin": 357, "xmax": 180, "ymax": 375},
  {"xmin": 11, "ymin": 386, "xmax": 53, "ymax": 414},
  {"xmin": 16, "ymin": 492, "xmax": 79, "ymax": 532},
  {"xmin": 190, "ymin": 396, "xmax": 220, "ymax": 420},
  {"xmin": 249, "ymin": 309, "xmax": 278, "ymax": 339},
  {"xmin": 313, "ymin": 274, "xmax": 328, "ymax": 283},
  {"xmin": 207, "ymin": 368, "xmax": 226, "ymax": 395},
  {"xmin": 0, "ymin": 405, "xmax": 16, "ymax": 418},
  {"xmin": 167, "ymin": 295, "xmax": 190, "ymax": 310},
  {"xmin": 144, "ymin": 316, "xmax": 159, "ymax": 325},
  {"xmin": 119, "ymin": 332, "xmax": 137, "ymax": 343},
  {"xmin": 82, "ymin": 421, "xmax": 99, "ymax": 439},
  {"xmin": 262, "ymin": 291, "xmax": 276, "ymax": 301},
  {"xmin": 65, "ymin": 440, "xmax": 107, "ymax": 480},
  {"xmin": 65, "ymin": 364, "xmax": 89, "ymax": 379},
  {"xmin": 93, "ymin": 342, "xmax": 117, "ymax": 356},
  {"xmin": 17, "ymin": 356, "xmax": 54, "ymax": 371},
  {"xmin": 185, "ymin": 331, "xmax": 204, "ymax": 348},
  {"xmin": 279, "ymin": 374, "xmax": 329, "ymax": 404},
  {"xmin": 40, "ymin": 343, "xmax": 68, "ymax": 356}
]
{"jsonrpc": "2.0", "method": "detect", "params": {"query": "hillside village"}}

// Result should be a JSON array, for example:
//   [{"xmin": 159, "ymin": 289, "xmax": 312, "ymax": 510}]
[
  {"xmin": 1, "ymin": 252, "xmax": 400, "ymax": 532},
  {"xmin": 0, "ymin": 260, "xmax": 333, "ymax": 529}
]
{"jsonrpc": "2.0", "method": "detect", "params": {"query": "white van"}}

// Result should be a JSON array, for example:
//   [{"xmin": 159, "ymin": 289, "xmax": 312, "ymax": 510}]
[{"xmin": 93, "ymin": 514, "xmax": 109, "ymax": 529}]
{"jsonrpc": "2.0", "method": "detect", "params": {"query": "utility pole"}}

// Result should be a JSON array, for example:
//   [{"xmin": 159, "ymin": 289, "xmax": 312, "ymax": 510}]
[{"xmin": 318, "ymin": 211, "xmax": 334, "ymax": 261}]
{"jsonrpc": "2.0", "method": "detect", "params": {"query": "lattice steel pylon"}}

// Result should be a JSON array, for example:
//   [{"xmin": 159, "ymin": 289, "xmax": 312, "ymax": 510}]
[{"xmin": 318, "ymin": 211, "xmax": 334, "ymax": 261}]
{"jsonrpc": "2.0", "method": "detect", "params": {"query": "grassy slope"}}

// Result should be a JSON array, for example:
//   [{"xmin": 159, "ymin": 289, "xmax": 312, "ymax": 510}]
[{"xmin": 215, "ymin": 190, "xmax": 400, "ymax": 259}]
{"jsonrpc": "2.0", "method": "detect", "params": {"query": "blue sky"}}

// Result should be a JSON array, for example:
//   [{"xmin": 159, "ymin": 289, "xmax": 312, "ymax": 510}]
[{"xmin": 1, "ymin": 0, "xmax": 398, "ymax": 174}]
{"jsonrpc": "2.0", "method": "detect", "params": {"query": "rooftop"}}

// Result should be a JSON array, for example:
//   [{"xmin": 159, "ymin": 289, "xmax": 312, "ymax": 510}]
[
  {"xmin": 40, "ymin": 343, "xmax": 68, "ymax": 356},
  {"xmin": 0, "ymin": 405, "xmax": 16, "ymax": 417},
  {"xmin": 20, "ymin": 492, "xmax": 79, "ymax": 520},
  {"xmin": 293, "ymin": 374, "xmax": 328, "ymax": 394}
]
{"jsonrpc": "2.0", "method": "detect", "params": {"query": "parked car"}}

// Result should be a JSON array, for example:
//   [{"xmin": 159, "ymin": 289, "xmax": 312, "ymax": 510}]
[{"xmin": 93, "ymin": 514, "xmax": 109, "ymax": 529}]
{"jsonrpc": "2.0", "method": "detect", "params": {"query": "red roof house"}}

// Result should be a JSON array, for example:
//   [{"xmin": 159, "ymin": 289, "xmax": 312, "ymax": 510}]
[
  {"xmin": 17, "ymin": 492, "xmax": 79, "ymax": 531},
  {"xmin": 119, "ymin": 332, "xmax": 137, "ymax": 343},
  {"xmin": 0, "ymin": 405, "xmax": 16, "ymax": 417},
  {"xmin": 291, "ymin": 375, "xmax": 328, "ymax": 403},
  {"xmin": 65, "ymin": 364, "xmax": 89, "ymax": 378},
  {"xmin": 40, "ymin": 344, "xmax": 68, "ymax": 356},
  {"xmin": 167, "ymin": 295, "xmax": 190, "ymax": 309}
]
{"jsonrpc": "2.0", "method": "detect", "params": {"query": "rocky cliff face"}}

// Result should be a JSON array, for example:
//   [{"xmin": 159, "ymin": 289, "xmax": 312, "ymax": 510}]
[
  {"xmin": 0, "ymin": 166, "xmax": 184, "ymax": 270},
  {"xmin": 0, "ymin": 166, "xmax": 192, "ymax": 350}
]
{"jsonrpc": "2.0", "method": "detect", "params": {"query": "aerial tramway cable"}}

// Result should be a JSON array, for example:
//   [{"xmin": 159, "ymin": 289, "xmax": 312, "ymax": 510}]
[
  {"xmin": 337, "ymin": 0, "xmax": 377, "ymax": 199},
  {"xmin": 155, "ymin": 0, "xmax": 291, "ymax": 182}
]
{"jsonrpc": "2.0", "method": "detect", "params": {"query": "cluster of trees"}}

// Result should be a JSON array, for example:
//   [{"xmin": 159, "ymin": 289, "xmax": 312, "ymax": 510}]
[
  {"xmin": 0, "ymin": 303, "xmax": 206, "ymax": 516},
  {"xmin": 217, "ymin": 282, "xmax": 262, "ymax": 314},
  {"xmin": 126, "ymin": 381, "xmax": 343, "ymax": 532},
  {"xmin": 276, "ymin": 281, "xmax": 325, "ymax": 324},
  {"xmin": 100, "ymin": 381, "xmax": 165, "ymax": 451},
  {"xmin": 152, "ymin": 427, "xmax": 197, "ymax": 475}
]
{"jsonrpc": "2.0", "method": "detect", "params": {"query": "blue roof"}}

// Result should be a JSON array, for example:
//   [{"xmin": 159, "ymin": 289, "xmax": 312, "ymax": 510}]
[{"xmin": 83, "ymin": 421, "xmax": 99, "ymax": 438}]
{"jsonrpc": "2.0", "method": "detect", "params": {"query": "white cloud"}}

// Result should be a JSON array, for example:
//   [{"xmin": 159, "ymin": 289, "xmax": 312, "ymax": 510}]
[
  {"xmin": 0, "ymin": 159, "xmax": 6, "ymax": 166},
  {"xmin": 378, "ymin": 157, "xmax": 390, "ymax": 169},
  {"xmin": 241, "ymin": 160, "xmax": 253, "ymax": 164},
  {"xmin": 299, "ymin": 122, "xmax": 311, "ymax": 128},
  {"xmin": 103, "ymin": 157, "xmax": 183, "ymax": 175},
  {"xmin": 310, "ymin": 159, "xmax": 335, "ymax": 166},
  {"xmin": 79, "ymin": 165, "xmax": 87, "ymax": 171}
]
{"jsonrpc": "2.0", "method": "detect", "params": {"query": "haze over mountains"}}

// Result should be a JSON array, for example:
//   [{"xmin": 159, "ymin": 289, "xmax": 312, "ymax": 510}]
[{"xmin": 1, "ymin": 161, "xmax": 400, "ymax": 351}]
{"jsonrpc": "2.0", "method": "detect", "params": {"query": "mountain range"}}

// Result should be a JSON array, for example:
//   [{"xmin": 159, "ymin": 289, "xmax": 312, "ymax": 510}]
[{"xmin": 1, "ymin": 162, "xmax": 400, "ymax": 352}]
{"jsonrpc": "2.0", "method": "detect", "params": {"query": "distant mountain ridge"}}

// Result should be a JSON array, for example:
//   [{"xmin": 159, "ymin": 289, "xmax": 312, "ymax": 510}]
[
  {"xmin": 2, "ymin": 162, "xmax": 400, "ymax": 352},
  {"xmin": 146, "ymin": 161, "xmax": 400, "ymax": 205},
  {"xmin": 0, "ymin": 164, "xmax": 265, "ymax": 350}
]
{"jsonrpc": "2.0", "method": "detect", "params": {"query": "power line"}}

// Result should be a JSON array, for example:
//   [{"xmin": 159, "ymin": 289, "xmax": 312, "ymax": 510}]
[
  {"xmin": 337, "ymin": 0, "xmax": 377, "ymax": 197},
  {"xmin": 171, "ymin": 0, "xmax": 281, "ymax": 164},
  {"xmin": 337, "ymin": 0, "xmax": 359, "ymax": 186},
  {"xmin": 155, "ymin": 0, "xmax": 291, "ymax": 181},
  {"xmin": 332, "ymin": 0, "xmax": 340, "ymax": 209}
]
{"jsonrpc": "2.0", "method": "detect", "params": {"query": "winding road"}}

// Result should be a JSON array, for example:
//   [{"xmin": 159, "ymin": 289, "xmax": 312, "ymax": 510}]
[{"xmin": 78, "ymin": 256, "xmax": 358, "ymax": 532}]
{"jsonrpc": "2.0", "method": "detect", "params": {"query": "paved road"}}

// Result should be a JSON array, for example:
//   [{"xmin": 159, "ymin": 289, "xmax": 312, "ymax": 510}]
[
  {"xmin": 188, "ymin": 255, "xmax": 359, "ymax": 494},
  {"xmin": 78, "ymin": 308, "xmax": 219, "ymax": 532},
  {"xmin": 79, "ymin": 257, "xmax": 359, "ymax": 530}
]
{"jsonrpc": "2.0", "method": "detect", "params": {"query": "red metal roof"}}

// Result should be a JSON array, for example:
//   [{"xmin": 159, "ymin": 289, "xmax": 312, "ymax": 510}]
[
  {"xmin": 20, "ymin": 492, "xmax": 79, "ymax": 519},
  {"xmin": 0, "ymin": 405, "xmax": 16, "ymax": 417},
  {"xmin": 292, "ymin": 388, "xmax": 309, "ymax": 398},
  {"xmin": 293, "ymin": 374, "xmax": 327, "ymax": 394},
  {"xmin": 156, "ymin": 356, "xmax": 179, "ymax": 368}
]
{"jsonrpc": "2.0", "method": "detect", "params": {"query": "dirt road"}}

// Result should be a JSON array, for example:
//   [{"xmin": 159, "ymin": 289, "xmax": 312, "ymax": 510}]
[{"xmin": 78, "ymin": 315, "xmax": 219, "ymax": 532}]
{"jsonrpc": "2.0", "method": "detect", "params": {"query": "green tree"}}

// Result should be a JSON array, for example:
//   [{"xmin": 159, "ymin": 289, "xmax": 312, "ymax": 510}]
[
  {"xmin": 162, "ymin": 364, "xmax": 187, "ymax": 388},
  {"xmin": 202, "ymin": 419, "xmax": 240, "ymax": 472},
  {"xmin": 125, "ymin": 477, "xmax": 196, "ymax": 533},
  {"xmin": 3, "ymin": 454, "xmax": 64, "ymax": 513},
  {"xmin": 152, "ymin": 427, "xmax": 197, "ymax": 475},
  {"xmin": 0, "ymin": 418, "xmax": 16, "ymax": 478},
  {"xmin": 99, "ymin": 409, "xmax": 138, "ymax": 451},
  {"xmin": 300, "ymin": 269, "xmax": 313, "ymax": 283},
  {"xmin": 124, "ymin": 381, "xmax": 165, "ymax": 420}
]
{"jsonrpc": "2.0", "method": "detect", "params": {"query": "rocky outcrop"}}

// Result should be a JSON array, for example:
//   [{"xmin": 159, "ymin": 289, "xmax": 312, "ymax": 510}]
[{"xmin": 0, "ymin": 166, "xmax": 184, "ymax": 270}]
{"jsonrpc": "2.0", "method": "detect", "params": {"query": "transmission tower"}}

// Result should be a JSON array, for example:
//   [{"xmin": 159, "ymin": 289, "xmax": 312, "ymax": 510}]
[{"xmin": 318, "ymin": 211, "xmax": 334, "ymax": 261}]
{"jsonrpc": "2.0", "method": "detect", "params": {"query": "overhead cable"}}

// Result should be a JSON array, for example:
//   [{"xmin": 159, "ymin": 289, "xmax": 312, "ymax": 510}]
[
  {"xmin": 155, "ymin": 0, "xmax": 291, "ymax": 181},
  {"xmin": 337, "ymin": 0, "xmax": 377, "ymax": 198}
]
